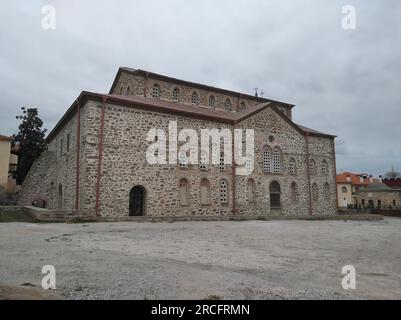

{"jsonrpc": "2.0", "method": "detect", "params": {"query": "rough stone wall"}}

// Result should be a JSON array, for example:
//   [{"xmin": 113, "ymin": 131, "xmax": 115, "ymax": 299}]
[
  {"xmin": 81, "ymin": 101, "xmax": 335, "ymax": 217},
  {"xmin": 18, "ymin": 109, "xmax": 87, "ymax": 211},
  {"xmin": 83, "ymin": 101, "xmax": 235, "ymax": 217},
  {"xmin": 112, "ymin": 71, "xmax": 293, "ymax": 117},
  {"xmin": 307, "ymin": 135, "xmax": 337, "ymax": 214},
  {"xmin": 113, "ymin": 72, "xmax": 146, "ymax": 96},
  {"xmin": 19, "ymin": 97, "xmax": 336, "ymax": 217},
  {"xmin": 235, "ymin": 108, "xmax": 310, "ymax": 215},
  {"xmin": 356, "ymin": 191, "xmax": 401, "ymax": 209}
]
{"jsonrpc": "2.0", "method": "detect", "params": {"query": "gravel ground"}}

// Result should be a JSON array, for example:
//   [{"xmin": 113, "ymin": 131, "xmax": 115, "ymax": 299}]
[{"xmin": 0, "ymin": 218, "xmax": 400, "ymax": 300}]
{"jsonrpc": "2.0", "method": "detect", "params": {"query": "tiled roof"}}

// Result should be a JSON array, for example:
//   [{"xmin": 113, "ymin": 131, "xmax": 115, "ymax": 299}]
[
  {"xmin": 46, "ymin": 91, "xmax": 336, "ymax": 142},
  {"xmin": 0, "ymin": 134, "xmax": 12, "ymax": 141},
  {"xmin": 336, "ymin": 172, "xmax": 371, "ymax": 186}
]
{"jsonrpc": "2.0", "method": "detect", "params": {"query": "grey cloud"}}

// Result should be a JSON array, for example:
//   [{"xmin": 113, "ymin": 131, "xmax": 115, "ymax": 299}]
[{"xmin": 0, "ymin": 0, "xmax": 400, "ymax": 177}]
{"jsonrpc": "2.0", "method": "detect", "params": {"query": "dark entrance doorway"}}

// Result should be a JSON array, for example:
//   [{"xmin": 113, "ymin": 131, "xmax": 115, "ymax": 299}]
[{"xmin": 129, "ymin": 186, "xmax": 145, "ymax": 216}]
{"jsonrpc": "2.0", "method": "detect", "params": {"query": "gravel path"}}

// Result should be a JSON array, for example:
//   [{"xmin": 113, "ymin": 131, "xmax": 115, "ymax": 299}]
[{"xmin": 1, "ymin": 218, "xmax": 400, "ymax": 299}]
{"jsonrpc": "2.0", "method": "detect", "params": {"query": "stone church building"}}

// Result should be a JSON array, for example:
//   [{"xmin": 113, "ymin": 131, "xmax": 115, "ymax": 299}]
[{"xmin": 19, "ymin": 67, "xmax": 337, "ymax": 217}]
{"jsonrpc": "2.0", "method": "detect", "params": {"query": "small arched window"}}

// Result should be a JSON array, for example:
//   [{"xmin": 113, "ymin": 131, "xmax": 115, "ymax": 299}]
[
  {"xmin": 208, "ymin": 95, "xmax": 215, "ymax": 108},
  {"xmin": 191, "ymin": 92, "xmax": 199, "ymax": 105},
  {"xmin": 199, "ymin": 152, "xmax": 208, "ymax": 171},
  {"xmin": 245, "ymin": 156, "xmax": 253, "ymax": 174},
  {"xmin": 200, "ymin": 179, "xmax": 211, "ymax": 205},
  {"xmin": 272, "ymin": 147, "xmax": 281, "ymax": 173},
  {"xmin": 57, "ymin": 183, "xmax": 63, "ymax": 210},
  {"xmin": 178, "ymin": 151, "xmax": 188, "ymax": 168},
  {"xmin": 312, "ymin": 183, "xmax": 318, "ymax": 202},
  {"xmin": 270, "ymin": 181, "xmax": 281, "ymax": 208},
  {"xmin": 240, "ymin": 101, "xmax": 246, "ymax": 111},
  {"xmin": 288, "ymin": 158, "xmax": 296, "ymax": 175},
  {"xmin": 342, "ymin": 186, "xmax": 348, "ymax": 193},
  {"xmin": 263, "ymin": 147, "xmax": 271, "ymax": 173},
  {"xmin": 126, "ymin": 86, "xmax": 131, "ymax": 95},
  {"xmin": 247, "ymin": 179, "xmax": 256, "ymax": 203},
  {"xmin": 309, "ymin": 159, "xmax": 316, "ymax": 175},
  {"xmin": 224, "ymin": 98, "xmax": 232, "ymax": 111},
  {"xmin": 152, "ymin": 84, "xmax": 160, "ymax": 99},
  {"xmin": 220, "ymin": 179, "xmax": 228, "ymax": 204},
  {"xmin": 323, "ymin": 183, "xmax": 330, "ymax": 201},
  {"xmin": 219, "ymin": 152, "xmax": 225, "ymax": 171},
  {"xmin": 172, "ymin": 87, "xmax": 180, "ymax": 102},
  {"xmin": 119, "ymin": 86, "xmax": 124, "ymax": 94},
  {"xmin": 290, "ymin": 182, "xmax": 298, "ymax": 203},
  {"xmin": 179, "ymin": 178, "xmax": 190, "ymax": 206},
  {"xmin": 322, "ymin": 159, "xmax": 329, "ymax": 176}
]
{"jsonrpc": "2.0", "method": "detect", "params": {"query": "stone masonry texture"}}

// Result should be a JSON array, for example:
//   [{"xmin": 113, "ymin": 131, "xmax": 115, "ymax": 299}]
[{"xmin": 18, "ymin": 68, "xmax": 337, "ymax": 217}]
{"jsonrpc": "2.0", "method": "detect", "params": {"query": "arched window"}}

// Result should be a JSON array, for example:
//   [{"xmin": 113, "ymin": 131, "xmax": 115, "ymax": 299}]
[
  {"xmin": 152, "ymin": 84, "xmax": 160, "ymax": 99},
  {"xmin": 178, "ymin": 151, "xmax": 188, "ymax": 168},
  {"xmin": 322, "ymin": 159, "xmax": 329, "ymax": 176},
  {"xmin": 270, "ymin": 181, "xmax": 281, "ymax": 208},
  {"xmin": 224, "ymin": 98, "xmax": 232, "ymax": 111},
  {"xmin": 219, "ymin": 152, "xmax": 225, "ymax": 171},
  {"xmin": 312, "ymin": 183, "xmax": 318, "ymax": 202},
  {"xmin": 199, "ymin": 152, "xmax": 208, "ymax": 171},
  {"xmin": 342, "ymin": 186, "xmax": 348, "ymax": 193},
  {"xmin": 323, "ymin": 183, "xmax": 330, "ymax": 201},
  {"xmin": 288, "ymin": 158, "xmax": 296, "ymax": 175},
  {"xmin": 245, "ymin": 157, "xmax": 253, "ymax": 174},
  {"xmin": 126, "ymin": 86, "xmax": 131, "ymax": 95},
  {"xmin": 247, "ymin": 179, "xmax": 256, "ymax": 203},
  {"xmin": 263, "ymin": 146, "xmax": 272, "ymax": 173},
  {"xmin": 208, "ymin": 95, "xmax": 215, "ymax": 108},
  {"xmin": 240, "ymin": 101, "xmax": 246, "ymax": 111},
  {"xmin": 172, "ymin": 87, "xmax": 180, "ymax": 102},
  {"xmin": 220, "ymin": 179, "xmax": 228, "ymax": 204},
  {"xmin": 191, "ymin": 92, "xmax": 199, "ymax": 105},
  {"xmin": 179, "ymin": 179, "xmax": 190, "ymax": 206},
  {"xmin": 57, "ymin": 183, "xmax": 63, "ymax": 210},
  {"xmin": 119, "ymin": 86, "xmax": 123, "ymax": 94},
  {"xmin": 272, "ymin": 147, "xmax": 281, "ymax": 173},
  {"xmin": 290, "ymin": 182, "xmax": 298, "ymax": 204},
  {"xmin": 200, "ymin": 179, "xmax": 210, "ymax": 205},
  {"xmin": 309, "ymin": 159, "xmax": 316, "ymax": 175}
]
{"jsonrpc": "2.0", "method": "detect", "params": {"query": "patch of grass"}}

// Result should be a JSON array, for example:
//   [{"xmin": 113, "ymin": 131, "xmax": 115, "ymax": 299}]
[{"xmin": 0, "ymin": 212, "xmax": 39, "ymax": 223}]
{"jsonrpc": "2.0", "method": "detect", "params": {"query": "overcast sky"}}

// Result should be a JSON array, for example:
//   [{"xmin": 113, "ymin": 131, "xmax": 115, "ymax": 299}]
[{"xmin": 1, "ymin": 0, "xmax": 400, "ymax": 176}]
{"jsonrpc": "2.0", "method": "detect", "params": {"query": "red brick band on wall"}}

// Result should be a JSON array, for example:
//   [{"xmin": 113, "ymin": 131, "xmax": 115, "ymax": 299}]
[
  {"xmin": 75, "ymin": 99, "xmax": 81, "ymax": 211},
  {"xmin": 95, "ymin": 97, "xmax": 107, "ymax": 216},
  {"xmin": 305, "ymin": 133, "xmax": 313, "ymax": 215},
  {"xmin": 332, "ymin": 139, "xmax": 339, "ymax": 211}
]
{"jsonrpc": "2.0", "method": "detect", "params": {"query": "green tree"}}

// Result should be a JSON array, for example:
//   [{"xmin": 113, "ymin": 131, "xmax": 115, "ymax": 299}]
[{"xmin": 13, "ymin": 107, "xmax": 47, "ymax": 185}]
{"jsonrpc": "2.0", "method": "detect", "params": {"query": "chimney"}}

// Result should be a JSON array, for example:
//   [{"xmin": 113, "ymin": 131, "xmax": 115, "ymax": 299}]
[
  {"xmin": 369, "ymin": 175, "xmax": 373, "ymax": 183},
  {"xmin": 346, "ymin": 175, "xmax": 351, "ymax": 182},
  {"xmin": 360, "ymin": 176, "xmax": 364, "ymax": 183}
]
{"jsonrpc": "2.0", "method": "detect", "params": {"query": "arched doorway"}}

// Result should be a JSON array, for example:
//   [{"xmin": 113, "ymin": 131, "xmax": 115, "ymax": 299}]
[
  {"xmin": 129, "ymin": 186, "xmax": 146, "ymax": 216},
  {"xmin": 270, "ymin": 181, "xmax": 281, "ymax": 209},
  {"xmin": 57, "ymin": 183, "xmax": 63, "ymax": 209}
]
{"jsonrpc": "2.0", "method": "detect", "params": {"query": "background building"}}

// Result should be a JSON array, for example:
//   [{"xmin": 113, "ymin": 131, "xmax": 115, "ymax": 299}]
[
  {"xmin": 0, "ymin": 135, "xmax": 18, "ymax": 193},
  {"xmin": 355, "ymin": 182, "xmax": 401, "ymax": 210},
  {"xmin": 336, "ymin": 172, "xmax": 377, "ymax": 208}
]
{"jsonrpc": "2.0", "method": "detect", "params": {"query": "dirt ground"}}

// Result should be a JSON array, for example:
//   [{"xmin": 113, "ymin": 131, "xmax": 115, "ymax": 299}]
[{"xmin": 0, "ymin": 218, "xmax": 400, "ymax": 300}]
